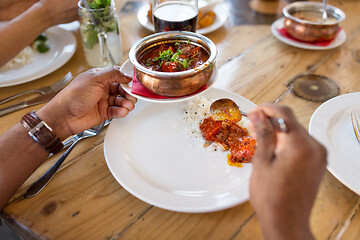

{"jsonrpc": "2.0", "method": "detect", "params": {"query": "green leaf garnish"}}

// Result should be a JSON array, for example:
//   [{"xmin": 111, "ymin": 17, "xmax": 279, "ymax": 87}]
[
  {"xmin": 82, "ymin": 0, "xmax": 118, "ymax": 49},
  {"xmin": 148, "ymin": 41, "xmax": 198, "ymax": 70},
  {"xmin": 32, "ymin": 33, "xmax": 50, "ymax": 53}
]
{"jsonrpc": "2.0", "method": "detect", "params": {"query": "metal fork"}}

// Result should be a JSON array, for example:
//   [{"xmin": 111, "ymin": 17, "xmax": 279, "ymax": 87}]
[
  {"xmin": 47, "ymin": 119, "xmax": 112, "ymax": 159},
  {"xmin": 24, "ymin": 121, "xmax": 107, "ymax": 198},
  {"xmin": 0, "ymin": 72, "xmax": 73, "ymax": 105},
  {"xmin": 351, "ymin": 112, "xmax": 360, "ymax": 143}
]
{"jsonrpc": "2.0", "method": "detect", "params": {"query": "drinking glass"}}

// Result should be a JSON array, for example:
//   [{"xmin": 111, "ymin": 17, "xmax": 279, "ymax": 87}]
[
  {"xmin": 152, "ymin": 0, "xmax": 198, "ymax": 32},
  {"xmin": 78, "ymin": 1, "xmax": 123, "ymax": 67}
]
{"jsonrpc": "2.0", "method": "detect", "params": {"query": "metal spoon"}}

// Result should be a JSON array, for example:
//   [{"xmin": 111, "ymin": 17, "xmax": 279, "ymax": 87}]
[
  {"xmin": 322, "ymin": 0, "xmax": 328, "ymax": 21},
  {"xmin": 210, "ymin": 98, "xmax": 288, "ymax": 132}
]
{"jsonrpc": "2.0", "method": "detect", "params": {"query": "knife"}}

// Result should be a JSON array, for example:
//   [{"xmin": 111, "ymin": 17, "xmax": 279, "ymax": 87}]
[{"xmin": 0, "ymin": 91, "xmax": 58, "ymax": 117}]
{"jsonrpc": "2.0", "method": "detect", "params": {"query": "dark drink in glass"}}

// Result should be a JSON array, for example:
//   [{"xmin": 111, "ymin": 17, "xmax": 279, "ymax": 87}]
[{"xmin": 153, "ymin": 1, "xmax": 198, "ymax": 32}]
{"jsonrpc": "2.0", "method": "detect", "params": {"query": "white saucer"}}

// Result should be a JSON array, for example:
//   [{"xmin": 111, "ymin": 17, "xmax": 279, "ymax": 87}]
[
  {"xmin": 271, "ymin": 17, "xmax": 346, "ymax": 50},
  {"xmin": 120, "ymin": 59, "xmax": 218, "ymax": 103}
]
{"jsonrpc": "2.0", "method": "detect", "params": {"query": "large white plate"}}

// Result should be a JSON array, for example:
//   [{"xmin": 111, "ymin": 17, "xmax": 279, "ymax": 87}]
[
  {"xmin": 137, "ymin": 2, "xmax": 228, "ymax": 35},
  {"xmin": 309, "ymin": 93, "xmax": 360, "ymax": 195},
  {"xmin": 271, "ymin": 17, "xmax": 346, "ymax": 50},
  {"xmin": 104, "ymin": 87, "xmax": 256, "ymax": 212},
  {"xmin": 120, "ymin": 59, "xmax": 218, "ymax": 103},
  {"xmin": 0, "ymin": 24, "xmax": 76, "ymax": 87}
]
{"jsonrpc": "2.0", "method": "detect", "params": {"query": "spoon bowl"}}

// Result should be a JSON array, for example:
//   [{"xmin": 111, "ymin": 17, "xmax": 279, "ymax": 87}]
[
  {"xmin": 210, "ymin": 98, "xmax": 288, "ymax": 132},
  {"xmin": 210, "ymin": 98, "xmax": 243, "ymax": 121}
]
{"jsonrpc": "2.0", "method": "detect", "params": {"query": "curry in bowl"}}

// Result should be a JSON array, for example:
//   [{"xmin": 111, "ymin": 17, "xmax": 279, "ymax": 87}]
[
  {"xmin": 139, "ymin": 41, "xmax": 210, "ymax": 72},
  {"xmin": 128, "ymin": 31, "xmax": 217, "ymax": 97},
  {"xmin": 282, "ymin": 1, "xmax": 345, "ymax": 42}
]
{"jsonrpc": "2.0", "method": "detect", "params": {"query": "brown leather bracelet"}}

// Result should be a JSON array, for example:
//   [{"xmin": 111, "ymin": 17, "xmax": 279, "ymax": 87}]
[{"xmin": 20, "ymin": 111, "xmax": 63, "ymax": 155}]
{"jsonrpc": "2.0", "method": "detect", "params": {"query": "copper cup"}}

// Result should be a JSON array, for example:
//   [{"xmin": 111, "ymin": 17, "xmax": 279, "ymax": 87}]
[
  {"xmin": 282, "ymin": 1, "xmax": 345, "ymax": 42},
  {"xmin": 128, "ymin": 31, "xmax": 217, "ymax": 97}
]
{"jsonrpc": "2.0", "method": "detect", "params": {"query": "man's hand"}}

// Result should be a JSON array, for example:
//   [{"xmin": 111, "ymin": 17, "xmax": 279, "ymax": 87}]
[
  {"xmin": 248, "ymin": 104, "xmax": 327, "ymax": 240},
  {"xmin": 37, "ymin": 67, "xmax": 137, "ymax": 140}
]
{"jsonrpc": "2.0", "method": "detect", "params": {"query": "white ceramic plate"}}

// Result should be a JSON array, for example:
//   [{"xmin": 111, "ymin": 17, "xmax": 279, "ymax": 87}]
[
  {"xmin": 104, "ymin": 87, "xmax": 256, "ymax": 212},
  {"xmin": 0, "ymin": 24, "xmax": 76, "ymax": 87},
  {"xmin": 120, "ymin": 59, "xmax": 218, "ymax": 103},
  {"xmin": 309, "ymin": 93, "xmax": 360, "ymax": 195},
  {"xmin": 137, "ymin": 1, "xmax": 228, "ymax": 35},
  {"xmin": 271, "ymin": 17, "xmax": 346, "ymax": 50}
]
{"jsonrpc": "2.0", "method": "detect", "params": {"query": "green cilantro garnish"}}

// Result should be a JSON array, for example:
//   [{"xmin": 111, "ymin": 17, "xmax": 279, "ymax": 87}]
[
  {"xmin": 152, "ymin": 48, "xmax": 173, "ymax": 67},
  {"xmin": 149, "ymin": 42, "xmax": 198, "ymax": 70},
  {"xmin": 170, "ymin": 48, "xmax": 184, "ymax": 62},
  {"xmin": 144, "ymin": 59, "xmax": 152, "ymax": 66},
  {"xmin": 87, "ymin": 0, "xmax": 111, "ymax": 9},
  {"xmin": 32, "ymin": 33, "xmax": 50, "ymax": 53},
  {"xmin": 81, "ymin": 0, "xmax": 118, "ymax": 49},
  {"xmin": 179, "ymin": 59, "xmax": 194, "ymax": 69},
  {"xmin": 206, "ymin": 62, "xmax": 215, "ymax": 72}
]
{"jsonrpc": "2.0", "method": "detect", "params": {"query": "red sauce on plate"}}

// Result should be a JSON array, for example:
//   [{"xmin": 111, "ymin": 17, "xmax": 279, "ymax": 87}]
[{"xmin": 199, "ymin": 117, "xmax": 256, "ymax": 167}]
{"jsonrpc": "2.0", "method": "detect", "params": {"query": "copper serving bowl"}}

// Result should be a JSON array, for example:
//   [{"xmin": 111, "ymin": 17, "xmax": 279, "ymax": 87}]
[
  {"xmin": 128, "ymin": 31, "xmax": 217, "ymax": 97},
  {"xmin": 282, "ymin": 1, "xmax": 345, "ymax": 42}
]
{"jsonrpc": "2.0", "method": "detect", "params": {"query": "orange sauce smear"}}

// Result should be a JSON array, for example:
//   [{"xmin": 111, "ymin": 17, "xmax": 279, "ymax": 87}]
[{"xmin": 199, "ymin": 117, "xmax": 256, "ymax": 167}]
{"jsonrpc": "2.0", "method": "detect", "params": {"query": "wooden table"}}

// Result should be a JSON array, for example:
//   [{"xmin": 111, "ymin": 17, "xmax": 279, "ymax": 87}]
[{"xmin": 1, "ymin": 0, "xmax": 360, "ymax": 239}]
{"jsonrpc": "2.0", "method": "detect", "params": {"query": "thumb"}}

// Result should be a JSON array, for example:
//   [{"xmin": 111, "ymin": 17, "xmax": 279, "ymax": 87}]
[
  {"xmin": 248, "ymin": 109, "xmax": 276, "ymax": 166},
  {"xmin": 112, "ymin": 66, "xmax": 132, "ymax": 84}
]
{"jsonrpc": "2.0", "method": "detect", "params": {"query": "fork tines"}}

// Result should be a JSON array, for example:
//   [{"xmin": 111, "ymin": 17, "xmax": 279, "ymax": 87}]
[
  {"xmin": 351, "ymin": 112, "xmax": 360, "ymax": 143},
  {"xmin": 52, "ymin": 72, "xmax": 73, "ymax": 91},
  {"xmin": 0, "ymin": 72, "xmax": 72, "ymax": 105}
]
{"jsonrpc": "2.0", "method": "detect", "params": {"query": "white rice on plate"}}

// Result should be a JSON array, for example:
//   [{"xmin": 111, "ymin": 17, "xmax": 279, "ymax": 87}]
[
  {"xmin": 181, "ymin": 96, "xmax": 251, "ymax": 152},
  {"xmin": 0, "ymin": 46, "xmax": 34, "ymax": 72}
]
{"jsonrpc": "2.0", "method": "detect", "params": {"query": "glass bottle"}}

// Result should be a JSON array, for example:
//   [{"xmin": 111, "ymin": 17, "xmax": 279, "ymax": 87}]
[{"xmin": 78, "ymin": 1, "xmax": 123, "ymax": 67}]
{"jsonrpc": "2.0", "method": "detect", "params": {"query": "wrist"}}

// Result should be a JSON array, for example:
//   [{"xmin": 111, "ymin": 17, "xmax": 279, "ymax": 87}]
[
  {"xmin": 36, "ymin": 104, "xmax": 73, "ymax": 141},
  {"xmin": 28, "ymin": 2, "xmax": 54, "ymax": 29},
  {"xmin": 258, "ymin": 214, "xmax": 313, "ymax": 240},
  {"xmin": 263, "ymin": 225, "xmax": 313, "ymax": 240},
  {"xmin": 20, "ymin": 111, "xmax": 64, "ymax": 155}
]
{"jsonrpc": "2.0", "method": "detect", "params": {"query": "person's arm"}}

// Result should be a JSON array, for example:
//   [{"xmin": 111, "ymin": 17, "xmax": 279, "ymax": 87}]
[
  {"xmin": 0, "ymin": 0, "xmax": 78, "ymax": 67},
  {"xmin": 0, "ymin": 67, "xmax": 137, "ymax": 209},
  {"xmin": 0, "ymin": 0, "xmax": 38, "ymax": 20},
  {"xmin": 0, "ymin": 0, "xmax": 22, "ymax": 8},
  {"xmin": 248, "ymin": 104, "xmax": 327, "ymax": 240}
]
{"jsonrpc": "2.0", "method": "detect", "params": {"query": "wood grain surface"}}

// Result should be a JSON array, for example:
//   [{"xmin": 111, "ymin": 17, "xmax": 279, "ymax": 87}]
[{"xmin": 1, "ymin": 0, "xmax": 359, "ymax": 239}]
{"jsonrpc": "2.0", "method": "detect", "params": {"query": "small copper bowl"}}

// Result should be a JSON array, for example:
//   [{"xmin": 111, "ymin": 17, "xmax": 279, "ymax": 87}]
[
  {"xmin": 282, "ymin": 1, "xmax": 345, "ymax": 42},
  {"xmin": 128, "ymin": 31, "xmax": 217, "ymax": 97}
]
